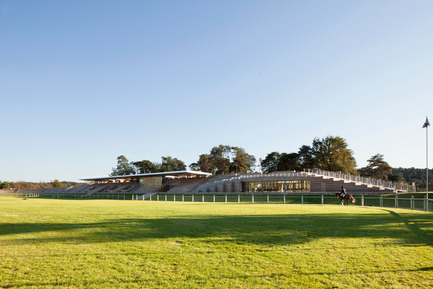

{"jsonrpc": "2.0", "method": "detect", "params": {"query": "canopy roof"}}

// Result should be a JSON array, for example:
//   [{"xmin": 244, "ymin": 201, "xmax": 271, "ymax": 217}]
[{"xmin": 81, "ymin": 170, "xmax": 212, "ymax": 182}]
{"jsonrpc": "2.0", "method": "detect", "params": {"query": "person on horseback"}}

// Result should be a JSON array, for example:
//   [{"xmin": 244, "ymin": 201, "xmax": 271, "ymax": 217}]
[{"xmin": 340, "ymin": 186, "xmax": 346, "ymax": 201}]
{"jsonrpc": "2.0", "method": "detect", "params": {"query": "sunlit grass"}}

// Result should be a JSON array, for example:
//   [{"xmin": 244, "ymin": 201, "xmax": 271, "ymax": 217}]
[{"xmin": 1, "ymin": 197, "xmax": 433, "ymax": 288}]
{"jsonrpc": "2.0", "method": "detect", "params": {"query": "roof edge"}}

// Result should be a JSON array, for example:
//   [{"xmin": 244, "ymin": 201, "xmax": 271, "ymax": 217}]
[{"xmin": 80, "ymin": 170, "xmax": 212, "ymax": 181}]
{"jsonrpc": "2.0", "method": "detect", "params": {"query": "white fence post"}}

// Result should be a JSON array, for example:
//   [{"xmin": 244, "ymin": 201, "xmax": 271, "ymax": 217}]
[
  {"xmin": 321, "ymin": 194, "xmax": 324, "ymax": 205},
  {"xmin": 301, "ymin": 195, "xmax": 304, "ymax": 205},
  {"xmin": 361, "ymin": 194, "xmax": 364, "ymax": 207},
  {"xmin": 252, "ymin": 194, "xmax": 254, "ymax": 204},
  {"xmin": 238, "ymin": 195, "xmax": 240, "ymax": 203},
  {"xmin": 380, "ymin": 195, "xmax": 383, "ymax": 207},
  {"xmin": 283, "ymin": 195, "xmax": 286, "ymax": 204},
  {"xmin": 202, "ymin": 195, "xmax": 204, "ymax": 202},
  {"xmin": 225, "ymin": 195, "xmax": 227, "ymax": 203},
  {"xmin": 267, "ymin": 195, "xmax": 269, "ymax": 204}
]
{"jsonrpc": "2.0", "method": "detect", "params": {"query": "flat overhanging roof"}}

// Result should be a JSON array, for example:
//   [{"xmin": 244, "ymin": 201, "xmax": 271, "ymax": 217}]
[{"xmin": 81, "ymin": 170, "xmax": 212, "ymax": 182}]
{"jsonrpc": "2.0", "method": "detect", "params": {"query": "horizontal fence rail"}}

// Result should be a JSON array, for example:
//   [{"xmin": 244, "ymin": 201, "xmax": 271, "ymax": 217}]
[{"xmin": 2, "ymin": 192, "xmax": 432, "ymax": 212}]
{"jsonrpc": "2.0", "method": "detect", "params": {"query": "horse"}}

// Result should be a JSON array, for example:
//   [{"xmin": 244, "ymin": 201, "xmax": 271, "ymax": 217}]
[{"xmin": 335, "ymin": 192, "xmax": 356, "ymax": 205}]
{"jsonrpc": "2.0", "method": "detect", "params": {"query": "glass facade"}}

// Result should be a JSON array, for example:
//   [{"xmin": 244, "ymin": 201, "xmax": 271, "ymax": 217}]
[
  {"xmin": 242, "ymin": 180, "xmax": 310, "ymax": 193},
  {"xmin": 140, "ymin": 177, "xmax": 162, "ymax": 186}
]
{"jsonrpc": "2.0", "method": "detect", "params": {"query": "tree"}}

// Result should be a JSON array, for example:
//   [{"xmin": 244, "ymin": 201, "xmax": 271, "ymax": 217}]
[
  {"xmin": 298, "ymin": 145, "xmax": 316, "ymax": 169},
  {"xmin": 278, "ymin": 153, "xmax": 301, "ymax": 171},
  {"xmin": 52, "ymin": 179, "xmax": 63, "ymax": 188},
  {"xmin": 160, "ymin": 156, "xmax": 186, "ymax": 172},
  {"xmin": 195, "ymin": 145, "xmax": 256, "ymax": 174},
  {"xmin": 0, "ymin": 181, "xmax": 10, "ymax": 190},
  {"xmin": 110, "ymin": 155, "xmax": 136, "ymax": 176},
  {"xmin": 196, "ymin": 154, "xmax": 214, "ymax": 173},
  {"xmin": 312, "ymin": 136, "xmax": 357, "ymax": 174},
  {"xmin": 260, "ymin": 152, "xmax": 281, "ymax": 173},
  {"xmin": 209, "ymin": 145, "xmax": 232, "ymax": 174},
  {"xmin": 359, "ymin": 154, "xmax": 392, "ymax": 180},
  {"xmin": 231, "ymin": 147, "xmax": 256, "ymax": 174},
  {"xmin": 388, "ymin": 173, "xmax": 405, "ymax": 183},
  {"xmin": 133, "ymin": 160, "xmax": 158, "ymax": 174},
  {"xmin": 189, "ymin": 162, "xmax": 200, "ymax": 171}
]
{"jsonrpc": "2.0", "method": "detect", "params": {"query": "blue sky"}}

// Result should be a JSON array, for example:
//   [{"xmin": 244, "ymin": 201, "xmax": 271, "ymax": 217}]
[{"xmin": 1, "ymin": 0, "xmax": 433, "ymax": 182}]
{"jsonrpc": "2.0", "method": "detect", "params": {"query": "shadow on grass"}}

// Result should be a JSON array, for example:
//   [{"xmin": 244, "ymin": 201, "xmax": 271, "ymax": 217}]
[{"xmin": 2, "ymin": 210, "xmax": 433, "ymax": 247}]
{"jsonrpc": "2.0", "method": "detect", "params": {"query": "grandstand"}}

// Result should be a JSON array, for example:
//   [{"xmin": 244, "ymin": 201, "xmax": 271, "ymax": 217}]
[{"xmin": 3, "ymin": 169, "xmax": 415, "ymax": 199}]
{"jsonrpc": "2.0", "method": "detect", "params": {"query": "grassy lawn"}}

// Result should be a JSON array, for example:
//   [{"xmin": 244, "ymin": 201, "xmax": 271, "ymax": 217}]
[{"xmin": 1, "ymin": 198, "xmax": 433, "ymax": 288}]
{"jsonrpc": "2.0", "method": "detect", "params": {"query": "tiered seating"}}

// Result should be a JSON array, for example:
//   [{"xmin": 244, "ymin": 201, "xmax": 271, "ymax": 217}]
[
  {"xmin": 81, "ymin": 183, "xmax": 113, "ymax": 197},
  {"xmin": 62, "ymin": 184, "xmax": 90, "ymax": 194},
  {"xmin": 166, "ymin": 178, "xmax": 206, "ymax": 194}
]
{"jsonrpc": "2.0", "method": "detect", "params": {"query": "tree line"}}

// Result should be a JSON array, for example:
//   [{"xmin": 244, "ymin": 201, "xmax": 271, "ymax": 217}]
[
  {"xmin": 0, "ymin": 180, "xmax": 81, "ymax": 190},
  {"xmin": 110, "ymin": 145, "xmax": 256, "ymax": 176},
  {"xmin": 110, "ymin": 135, "xmax": 433, "ymax": 189}
]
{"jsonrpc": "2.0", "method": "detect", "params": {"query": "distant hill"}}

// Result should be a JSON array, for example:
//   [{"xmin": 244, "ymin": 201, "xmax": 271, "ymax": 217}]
[
  {"xmin": 1, "ymin": 181, "xmax": 84, "ymax": 190},
  {"xmin": 392, "ymin": 167, "xmax": 433, "ymax": 191}
]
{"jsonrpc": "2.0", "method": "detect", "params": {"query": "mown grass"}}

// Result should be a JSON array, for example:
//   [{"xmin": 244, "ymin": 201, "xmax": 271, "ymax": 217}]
[{"xmin": 1, "ymin": 198, "xmax": 433, "ymax": 288}]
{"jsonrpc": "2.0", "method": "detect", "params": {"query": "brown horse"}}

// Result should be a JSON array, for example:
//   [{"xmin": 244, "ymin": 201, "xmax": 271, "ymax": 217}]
[{"xmin": 335, "ymin": 192, "xmax": 356, "ymax": 205}]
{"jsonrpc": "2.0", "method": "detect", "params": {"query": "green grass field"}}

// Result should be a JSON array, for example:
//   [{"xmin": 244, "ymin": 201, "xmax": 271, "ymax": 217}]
[{"xmin": 1, "ymin": 197, "xmax": 433, "ymax": 288}]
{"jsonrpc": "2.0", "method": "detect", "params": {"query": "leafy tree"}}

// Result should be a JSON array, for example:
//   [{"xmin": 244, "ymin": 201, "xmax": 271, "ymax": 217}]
[
  {"xmin": 278, "ymin": 153, "xmax": 301, "ymax": 171},
  {"xmin": 388, "ymin": 173, "xmax": 405, "ymax": 183},
  {"xmin": 110, "ymin": 155, "xmax": 136, "ymax": 176},
  {"xmin": 196, "ymin": 154, "xmax": 214, "ymax": 173},
  {"xmin": 231, "ymin": 147, "xmax": 256, "ymax": 174},
  {"xmin": 359, "ymin": 154, "xmax": 392, "ymax": 180},
  {"xmin": 0, "ymin": 181, "xmax": 10, "ymax": 190},
  {"xmin": 260, "ymin": 152, "xmax": 281, "ymax": 173},
  {"xmin": 133, "ymin": 160, "xmax": 158, "ymax": 174},
  {"xmin": 52, "ymin": 179, "xmax": 63, "ymax": 188},
  {"xmin": 160, "ymin": 156, "xmax": 186, "ymax": 172},
  {"xmin": 189, "ymin": 162, "xmax": 200, "ymax": 171},
  {"xmin": 195, "ymin": 145, "xmax": 255, "ymax": 174},
  {"xmin": 312, "ymin": 136, "xmax": 357, "ymax": 174},
  {"xmin": 209, "ymin": 145, "xmax": 232, "ymax": 174},
  {"xmin": 298, "ymin": 145, "xmax": 316, "ymax": 169},
  {"xmin": 132, "ymin": 157, "xmax": 186, "ymax": 173}
]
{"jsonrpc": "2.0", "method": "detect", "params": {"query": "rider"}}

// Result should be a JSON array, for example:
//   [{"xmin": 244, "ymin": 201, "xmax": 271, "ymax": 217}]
[{"xmin": 340, "ymin": 186, "xmax": 346, "ymax": 201}]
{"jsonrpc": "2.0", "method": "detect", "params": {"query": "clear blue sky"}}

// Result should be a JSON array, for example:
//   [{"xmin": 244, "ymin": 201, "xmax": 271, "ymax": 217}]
[{"xmin": 1, "ymin": 0, "xmax": 432, "ymax": 182}]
